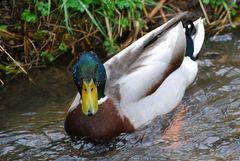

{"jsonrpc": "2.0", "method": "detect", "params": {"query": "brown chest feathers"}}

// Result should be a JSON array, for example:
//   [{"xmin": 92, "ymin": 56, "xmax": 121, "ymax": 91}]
[{"xmin": 64, "ymin": 98, "xmax": 134, "ymax": 140}]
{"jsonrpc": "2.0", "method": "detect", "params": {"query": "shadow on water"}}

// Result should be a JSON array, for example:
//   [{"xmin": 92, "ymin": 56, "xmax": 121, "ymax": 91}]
[{"xmin": 1, "ymin": 29, "xmax": 240, "ymax": 160}]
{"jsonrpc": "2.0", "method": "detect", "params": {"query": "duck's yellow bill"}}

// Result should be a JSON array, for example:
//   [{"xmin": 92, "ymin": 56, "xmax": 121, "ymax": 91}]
[{"xmin": 81, "ymin": 79, "xmax": 98, "ymax": 116}]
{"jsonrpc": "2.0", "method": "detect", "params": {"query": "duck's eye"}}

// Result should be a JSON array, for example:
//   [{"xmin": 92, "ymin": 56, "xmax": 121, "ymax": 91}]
[
  {"xmin": 84, "ymin": 88, "xmax": 87, "ymax": 92},
  {"xmin": 91, "ymin": 88, "xmax": 93, "ymax": 92}
]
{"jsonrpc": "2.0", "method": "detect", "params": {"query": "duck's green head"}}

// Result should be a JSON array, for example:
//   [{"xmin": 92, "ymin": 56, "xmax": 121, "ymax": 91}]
[{"xmin": 73, "ymin": 51, "xmax": 106, "ymax": 116}]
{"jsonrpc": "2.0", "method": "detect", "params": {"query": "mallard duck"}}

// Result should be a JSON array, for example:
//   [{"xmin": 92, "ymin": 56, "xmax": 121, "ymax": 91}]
[{"xmin": 64, "ymin": 12, "xmax": 205, "ymax": 140}]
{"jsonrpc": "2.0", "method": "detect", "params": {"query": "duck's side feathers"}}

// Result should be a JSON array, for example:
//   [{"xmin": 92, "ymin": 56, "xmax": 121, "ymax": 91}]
[
  {"xmin": 192, "ymin": 18, "xmax": 205, "ymax": 59},
  {"xmin": 122, "ymin": 57, "xmax": 198, "ymax": 129}
]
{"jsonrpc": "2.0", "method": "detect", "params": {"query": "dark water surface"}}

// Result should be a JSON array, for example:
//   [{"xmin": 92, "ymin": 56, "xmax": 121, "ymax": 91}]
[{"xmin": 1, "ymin": 30, "xmax": 240, "ymax": 160}]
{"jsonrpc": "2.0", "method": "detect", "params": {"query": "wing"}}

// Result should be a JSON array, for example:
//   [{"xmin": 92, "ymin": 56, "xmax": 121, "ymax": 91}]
[
  {"xmin": 104, "ymin": 13, "xmax": 187, "ymax": 106},
  {"xmin": 122, "ymin": 57, "xmax": 198, "ymax": 128},
  {"xmin": 121, "ymin": 19, "xmax": 205, "ymax": 129}
]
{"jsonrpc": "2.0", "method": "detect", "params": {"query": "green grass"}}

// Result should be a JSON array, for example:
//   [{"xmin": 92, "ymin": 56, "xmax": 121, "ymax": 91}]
[
  {"xmin": 0, "ymin": 0, "xmax": 239, "ymax": 84},
  {"xmin": 202, "ymin": 0, "xmax": 238, "ymax": 27}
]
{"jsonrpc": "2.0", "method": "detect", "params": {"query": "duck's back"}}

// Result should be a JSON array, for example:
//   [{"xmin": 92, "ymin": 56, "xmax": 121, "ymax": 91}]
[{"xmin": 104, "ymin": 13, "xmax": 187, "ymax": 107}]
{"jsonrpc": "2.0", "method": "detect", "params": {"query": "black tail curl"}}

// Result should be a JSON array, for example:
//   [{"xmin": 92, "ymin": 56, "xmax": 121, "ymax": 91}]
[{"xmin": 184, "ymin": 20, "xmax": 197, "ymax": 61}]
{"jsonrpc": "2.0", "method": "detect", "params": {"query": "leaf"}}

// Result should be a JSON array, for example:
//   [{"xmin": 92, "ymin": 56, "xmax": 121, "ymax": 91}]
[
  {"xmin": 14, "ymin": 22, "xmax": 21, "ymax": 30},
  {"xmin": 66, "ymin": 0, "xmax": 83, "ymax": 12},
  {"xmin": 117, "ymin": 0, "xmax": 132, "ymax": 10},
  {"xmin": 33, "ymin": 31, "xmax": 47, "ymax": 41},
  {"xmin": 0, "ymin": 24, "xmax": 7, "ymax": 31},
  {"xmin": 21, "ymin": 9, "xmax": 37, "ymax": 23},
  {"xmin": 58, "ymin": 42, "xmax": 68, "ymax": 52},
  {"xmin": 231, "ymin": 2, "xmax": 238, "ymax": 9},
  {"xmin": 135, "ymin": 0, "xmax": 143, "ymax": 9},
  {"xmin": 40, "ymin": 51, "xmax": 55, "ymax": 62},
  {"xmin": 37, "ymin": 2, "xmax": 49, "ymax": 16},
  {"xmin": 119, "ymin": 18, "xmax": 129, "ymax": 28},
  {"xmin": 103, "ymin": 39, "xmax": 119, "ymax": 55},
  {"xmin": 117, "ymin": 0, "xmax": 125, "ymax": 10},
  {"xmin": 203, "ymin": 0, "xmax": 210, "ymax": 4}
]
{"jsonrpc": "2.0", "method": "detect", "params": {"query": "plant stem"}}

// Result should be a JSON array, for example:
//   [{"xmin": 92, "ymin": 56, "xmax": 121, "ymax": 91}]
[{"xmin": 104, "ymin": 10, "xmax": 113, "ymax": 44}]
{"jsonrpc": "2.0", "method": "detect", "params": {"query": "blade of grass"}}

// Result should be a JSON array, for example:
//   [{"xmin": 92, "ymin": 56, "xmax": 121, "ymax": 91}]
[
  {"xmin": 61, "ymin": 0, "xmax": 72, "ymax": 32},
  {"xmin": 222, "ymin": 1, "xmax": 233, "ymax": 26},
  {"xmin": 0, "ymin": 64, "xmax": 20, "ymax": 74},
  {"xmin": 77, "ymin": 0, "xmax": 107, "ymax": 38},
  {"xmin": 47, "ymin": 0, "xmax": 51, "ymax": 21},
  {"xmin": 162, "ymin": 5, "xmax": 176, "ymax": 13}
]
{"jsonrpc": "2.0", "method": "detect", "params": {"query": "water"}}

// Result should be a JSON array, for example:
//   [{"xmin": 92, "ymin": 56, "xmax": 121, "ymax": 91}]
[{"xmin": 1, "ymin": 30, "xmax": 240, "ymax": 160}]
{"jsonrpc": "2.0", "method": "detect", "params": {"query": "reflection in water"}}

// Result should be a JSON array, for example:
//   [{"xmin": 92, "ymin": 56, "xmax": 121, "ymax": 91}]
[{"xmin": 1, "ymin": 30, "xmax": 240, "ymax": 160}]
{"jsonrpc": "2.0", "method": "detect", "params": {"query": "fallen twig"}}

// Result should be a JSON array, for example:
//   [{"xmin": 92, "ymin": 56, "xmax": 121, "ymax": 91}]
[
  {"xmin": 168, "ymin": 3, "xmax": 182, "ymax": 12},
  {"xmin": 142, "ymin": 0, "xmax": 149, "ymax": 17},
  {"xmin": 199, "ymin": 0, "xmax": 210, "ymax": 24},
  {"xmin": 26, "ymin": 37, "xmax": 40, "ymax": 65},
  {"xmin": 148, "ymin": 0, "xmax": 167, "ymax": 19},
  {"xmin": 0, "ymin": 79, "xmax": 4, "ymax": 86},
  {"xmin": 104, "ymin": 10, "xmax": 113, "ymax": 42},
  {"xmin": 0, "ymin": 45, "xmax": 27, "ymax": 74},
  {"xmin": 121, "ymin": 21, "xmax": 140, "ymax": 49},
  {"xmin": 0, "ymin": 29, "xmax": 21, "ymax": 40},
  {"xmin": 159, "ymin": 7, "xmax": 167, "ymax": 22},
  {"xmin": 47, "ymin": 23, "xmax": 90, "ymax": 34}
]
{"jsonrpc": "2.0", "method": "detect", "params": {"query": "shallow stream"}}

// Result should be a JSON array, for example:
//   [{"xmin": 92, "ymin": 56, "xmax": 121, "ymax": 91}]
[{"xmin": 1, "ymin": 29, "xmax": 240, "ymax": 160}]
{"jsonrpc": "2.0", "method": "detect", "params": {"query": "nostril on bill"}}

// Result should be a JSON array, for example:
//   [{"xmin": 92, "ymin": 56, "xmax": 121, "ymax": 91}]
[{"xmin": 87, "ymin": 110, "xmax": 93, "ymax": 116}]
